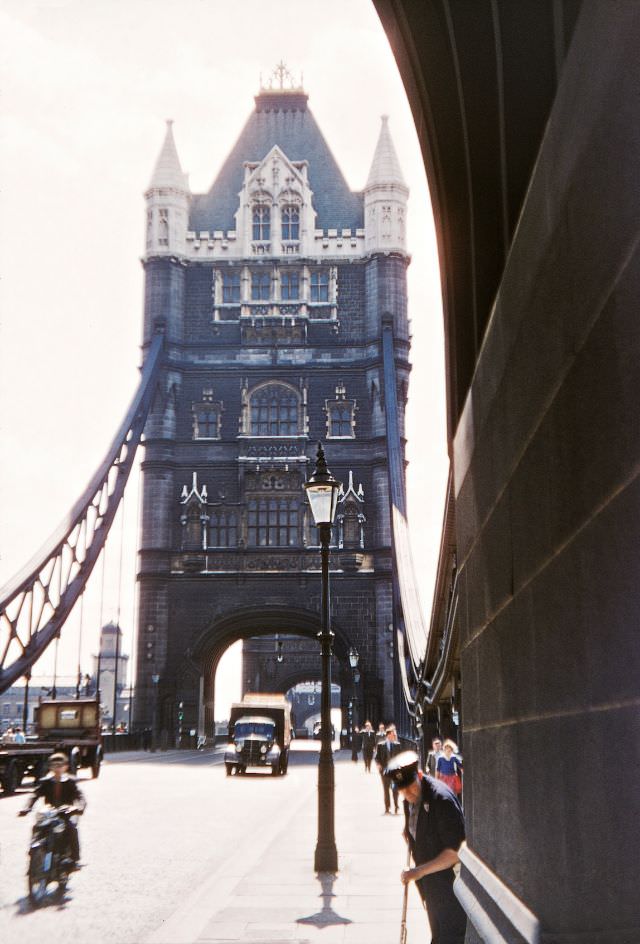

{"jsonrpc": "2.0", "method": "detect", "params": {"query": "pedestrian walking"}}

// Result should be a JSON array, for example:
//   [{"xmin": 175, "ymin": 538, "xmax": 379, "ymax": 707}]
[
  {"xmin": 375, "ymin": 725, "xmax": 403, "ymax": 813},
  {"xmin": 375, "ymin": 722, "xmax": 387, "ymax": 745},
  {"xmin": 361, "ymin": 720, "xmax": 377, "ymax": 772},
  {"xmin": 436, "ymin": 740, "xmax": 463, "ymax": 799},
  {"xmin": 426, "ymin": 736, "xmax": 443, "ymax": 777},
  {"xmin": 386, "ymin": 750, "xmax": 467, "ymax": 944},
  {"xmin": 351, "ymin": 726, "xmax": 362, "ymax": 762}
]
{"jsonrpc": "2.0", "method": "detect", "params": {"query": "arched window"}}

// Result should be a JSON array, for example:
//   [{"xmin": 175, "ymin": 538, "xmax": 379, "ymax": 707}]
[
  {"xmin": 281, "ymin": 205, "xmax": 300, "ymax": 241},
  {"xmin": 252, "ymin": 205, "xmax": 271, "ymax": 241},
  {"xmin": 247, "ymin": 498, "xmax": 299, "ymax": 547},
  {"xmin": 250, "ymin": 384, "xmax": 300, "ymax": 436}
]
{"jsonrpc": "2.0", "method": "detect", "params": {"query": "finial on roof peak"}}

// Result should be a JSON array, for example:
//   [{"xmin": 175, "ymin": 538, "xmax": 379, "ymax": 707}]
[
  {"xmin": 381, "ymin": 114, "xmax": 389, "ymax": 123},
  {"xmin": 260, "ymin": 60, "xmax": 304, "ymax": 93},
  {"xmin": 166, "ymin": 118, "xmax": 174, "ymax": 128}
]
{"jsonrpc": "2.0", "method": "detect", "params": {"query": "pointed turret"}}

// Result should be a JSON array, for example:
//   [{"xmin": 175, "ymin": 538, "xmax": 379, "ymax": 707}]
[
  {"xmin": 366, "ymin": 115, "xmax": 406, "ymax": 189},
  {"xmin": 364, "ymin": 115, "xmax": 408, "ymax": 254},
  {"xmin": 148, "ymin": 120, "xmax": 189, "ymax": 192},
  {"xmin": 144, "ymin": 120, "xmax": 190, "ymax": 257}
]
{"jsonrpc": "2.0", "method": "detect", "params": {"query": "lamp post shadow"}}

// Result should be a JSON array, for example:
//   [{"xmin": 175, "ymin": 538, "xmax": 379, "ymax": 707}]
[{"xmin": 296, "ymin": 872, "xmax": 352, "ymax": 929}]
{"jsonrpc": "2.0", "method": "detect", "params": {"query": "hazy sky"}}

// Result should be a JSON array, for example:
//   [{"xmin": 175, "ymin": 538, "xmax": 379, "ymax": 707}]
[{"xmin": 0, "ymin": 0, "xmax": 448, "ymax": 715}]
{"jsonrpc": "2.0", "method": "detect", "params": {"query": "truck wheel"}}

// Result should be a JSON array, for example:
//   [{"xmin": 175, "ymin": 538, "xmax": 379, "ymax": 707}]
[
  {"xmin": 2, "ymin": 759, "xmax": 19, "ymax": 795},
  {"xmin": 67, "ymin": 751, "xmax": 78, "ymax": 776},
  {"xmin": 271, "ymin": 761, "xmax": 280, "ymax": 776},
  {"xmin": 91, "ymin": 754, "xmax": 102, "ymax": 779}
]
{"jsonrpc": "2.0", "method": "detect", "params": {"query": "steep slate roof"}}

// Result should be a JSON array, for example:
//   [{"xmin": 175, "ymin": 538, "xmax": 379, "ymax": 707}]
[{"xmin": 190, "ymin": 91, "xmax": 363, "ymax": 233}]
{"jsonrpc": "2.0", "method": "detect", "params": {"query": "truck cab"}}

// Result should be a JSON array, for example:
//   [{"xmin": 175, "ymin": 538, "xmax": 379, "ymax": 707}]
[{"xmin": 224, "ymin": 694, "xmax": 291, "ymax": 777}]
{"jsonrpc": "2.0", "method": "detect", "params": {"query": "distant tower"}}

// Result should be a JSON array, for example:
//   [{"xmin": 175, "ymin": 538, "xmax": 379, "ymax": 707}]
[
  {"xmin": 93, "ymin": 623, "xmax": 129, "ymax": 724},
  {"xmin": 136, "ymin": 70, "xmax": 411, "ymax": 736}
]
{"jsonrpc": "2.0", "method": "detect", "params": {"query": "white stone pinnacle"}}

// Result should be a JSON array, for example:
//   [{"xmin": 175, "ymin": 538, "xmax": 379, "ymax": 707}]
[
  {"xmin": 148, "ymin": 119, "xmax": 189, "ymax": 192},
  {"xmin": 365, "ymin": 115, "xmax": 407, "ymax": 190}
]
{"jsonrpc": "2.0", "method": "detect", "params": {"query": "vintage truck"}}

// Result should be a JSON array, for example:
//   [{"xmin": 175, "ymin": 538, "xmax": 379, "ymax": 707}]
[
  {"xmin": 224, "ymin": 693, "xmax": 292, "ymax": 777},
  {"xmin": 0, "ymin": 696, "xmax": 103, "ymax": 794}
]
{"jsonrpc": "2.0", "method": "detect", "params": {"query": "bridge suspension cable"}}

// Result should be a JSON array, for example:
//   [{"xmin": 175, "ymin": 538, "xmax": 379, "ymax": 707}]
[
  {"xmin": 0, "ymin": 333, "xmax": 164, "ymax": 694},
  {"xmin": 382, "ymin": 317, "xmax": 430, "ymax": 714}
]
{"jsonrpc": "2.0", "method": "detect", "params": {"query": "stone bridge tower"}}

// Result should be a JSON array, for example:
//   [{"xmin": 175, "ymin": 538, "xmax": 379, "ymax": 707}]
[{"xmin": 135, "ymin": 69, "xmax": 410, "ymax": 739}]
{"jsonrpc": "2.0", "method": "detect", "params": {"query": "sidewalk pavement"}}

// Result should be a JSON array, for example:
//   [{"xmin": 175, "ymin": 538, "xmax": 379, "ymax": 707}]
[{"xmin": 146, "ymin": 750, "xmax": 429, "ymax": 944}]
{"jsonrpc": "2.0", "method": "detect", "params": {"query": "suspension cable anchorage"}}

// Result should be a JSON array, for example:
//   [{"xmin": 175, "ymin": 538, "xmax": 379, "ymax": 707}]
[{"xmin": 0, "ymin": 333, "xmax": 165, "ymax": 694}]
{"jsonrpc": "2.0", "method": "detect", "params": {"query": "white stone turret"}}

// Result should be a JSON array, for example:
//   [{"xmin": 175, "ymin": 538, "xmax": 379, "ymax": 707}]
[
  {"xmin": 145, "ymin": 120, "xmax": 190, "ymax": 257},
  {"xmin": 364, "ymin": 115, "xmax": 409, "ymax": 254}
]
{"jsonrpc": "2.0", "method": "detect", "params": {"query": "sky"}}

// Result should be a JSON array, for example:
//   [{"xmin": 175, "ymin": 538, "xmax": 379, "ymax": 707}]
[{"xmin": 0, "ymin": 0, "xmax": 449, "ymax": 718}]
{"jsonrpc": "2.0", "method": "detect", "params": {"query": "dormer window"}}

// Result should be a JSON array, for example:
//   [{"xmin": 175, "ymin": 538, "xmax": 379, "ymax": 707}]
[
  {"xmin": 252, "ymin": 204, "xmax": 271, "ymax": 241},
  {"xmin": 310, "ymin": 269, "xmax": 329, "ymax": 302},
  {"xmin": 281, "ymin": 205, "xmax": 300, "ymax": 241},
  {"xmin": 281, "ymin": 270, "xmax": 299, "ymax": 300},
  {"xmin": 251, "ymin": 270, "xmax": 271, "ymax": 301}
]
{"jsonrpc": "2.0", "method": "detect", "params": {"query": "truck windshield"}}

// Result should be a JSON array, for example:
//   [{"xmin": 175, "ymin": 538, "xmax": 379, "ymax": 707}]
[{"xmin": 234, "ymin": 722, "xmax": 275, "ymax": 739}]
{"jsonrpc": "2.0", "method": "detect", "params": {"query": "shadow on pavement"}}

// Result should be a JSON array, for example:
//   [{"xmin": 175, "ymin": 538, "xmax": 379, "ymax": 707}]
[{"xmin": 296, "ymin": 872, "xmax": 352, "ymax": 929}]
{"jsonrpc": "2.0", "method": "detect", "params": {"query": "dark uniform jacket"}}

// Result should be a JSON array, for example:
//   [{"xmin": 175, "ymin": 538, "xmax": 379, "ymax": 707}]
[
  {"xmin": 24, "ymin": 774, "xmax": 86, "ymax": 811},
  {"xmin": 404, "ymin": 775, "xmax": 465, "ymax": 899}
]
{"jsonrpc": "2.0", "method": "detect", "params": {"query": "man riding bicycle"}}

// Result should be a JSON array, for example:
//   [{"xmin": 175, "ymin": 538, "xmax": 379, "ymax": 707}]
[{"xmin": 19, "ymin": 752, "xmax": 86, "ymax": 867}]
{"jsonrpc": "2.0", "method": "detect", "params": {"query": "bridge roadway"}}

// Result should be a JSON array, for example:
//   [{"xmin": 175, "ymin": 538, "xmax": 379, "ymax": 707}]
[{"xmin": 0, "ymin": 742, "xmax": 427, "ymax": 943}]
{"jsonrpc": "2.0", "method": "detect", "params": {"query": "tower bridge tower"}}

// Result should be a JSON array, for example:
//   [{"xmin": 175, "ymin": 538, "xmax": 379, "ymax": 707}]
[{"xmin": 136, "ymin": 71, "xmax": 410, "ymax": 738}]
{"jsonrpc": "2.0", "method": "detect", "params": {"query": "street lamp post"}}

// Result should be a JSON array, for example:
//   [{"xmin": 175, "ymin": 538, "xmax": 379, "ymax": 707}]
[
  {"xmin": 348, "ymin": 647, "xmax": 359, "ymax": 731},
  {"xmin": 151, "ymin": 674, "xmax": 160, "ymax": 752},
  {"xmin": 304, "ymin": 443, "xmax": 341, "ymax": 873}
]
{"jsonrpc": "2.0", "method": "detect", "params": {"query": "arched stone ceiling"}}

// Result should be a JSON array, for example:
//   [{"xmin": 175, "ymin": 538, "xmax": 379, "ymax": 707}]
[{"xmin": 375, "ymin": 0, "xmax": 583, "ymax": 439}]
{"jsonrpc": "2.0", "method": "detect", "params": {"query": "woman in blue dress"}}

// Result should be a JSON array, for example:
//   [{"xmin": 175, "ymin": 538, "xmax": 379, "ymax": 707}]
[{"xmin": 435, "ymin": 739, "xmax": 463, "ymax": 797}]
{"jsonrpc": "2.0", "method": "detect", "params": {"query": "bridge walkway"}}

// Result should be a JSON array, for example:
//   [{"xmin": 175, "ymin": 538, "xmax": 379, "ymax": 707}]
[{"xmin": 144, "ymin": 745, "xmax": 427, "ymax": 944}]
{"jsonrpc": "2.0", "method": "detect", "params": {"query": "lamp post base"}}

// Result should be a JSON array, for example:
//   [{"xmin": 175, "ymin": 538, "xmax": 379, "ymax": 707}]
[{"xmin": 314, "ymin": 842, "xmax": 338, "ymax": 873}]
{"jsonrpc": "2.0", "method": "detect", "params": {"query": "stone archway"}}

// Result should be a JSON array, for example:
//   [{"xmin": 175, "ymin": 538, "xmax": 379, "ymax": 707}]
[{"xmin": 190, "ymin": 605, "xmax": 357, "ymax": 737}]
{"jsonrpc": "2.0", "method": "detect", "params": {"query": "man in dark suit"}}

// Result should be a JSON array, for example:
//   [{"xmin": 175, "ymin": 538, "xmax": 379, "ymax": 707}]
[
  {"xmin": 374, "ymin": 724, "xmax": 403, "ymax": 813},
  {"xmin": 360, "ymin": 720, "xmax": 377, "ymax": 772}
]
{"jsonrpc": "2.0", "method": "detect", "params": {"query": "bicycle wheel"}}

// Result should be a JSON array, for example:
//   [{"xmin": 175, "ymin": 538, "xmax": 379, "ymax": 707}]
[{"xmin": 28, "ymin": 847, "xmax": 49, "ymax": 904}]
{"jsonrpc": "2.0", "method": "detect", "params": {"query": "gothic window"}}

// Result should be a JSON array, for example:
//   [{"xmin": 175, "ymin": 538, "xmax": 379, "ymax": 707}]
[
  {"xmin": 281, "ymin": 270, "xmax": 299, "ymax": 300},
  {"xmin": 208, "ymin": 510, "xmax": 238, "ymax": 548},
  {"xmin": 146, "ymin": 209, "xmax": 153, "ymax": 248},
  {"xmin": 252, "ymin": 204, "xmax": 271, "ymax": 241},
  {"xmin": 281, "ymin": 206, "xmax": 300, "ymax": 241},
  {"xmin": 192, "ymin": 394, "xmax": 222, "ymax": 439},
  {"xmin": 251, "ymin": 270, "xmax": 271, "ymax": 301},
  {"xmin": 310, "ymin": 269, "xmax": 329, "ymax": 302},
  {"xmin": 158, "ymin": 208, "xmax": 169, "ymax": 246},
  {"xmin": 250, "ymin": 384, "xmax": 300, "ymax": 436},
  {"xmin": 222, "ymin": 270, "xmax": 241, "ymax": 303},
  {"xmin": 247, "ymin": 498, "xmax": 299, "ymax": 547},
  {"xmin": 328, "ymin": 402, "xmax": 355, "ymax": 438}
]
